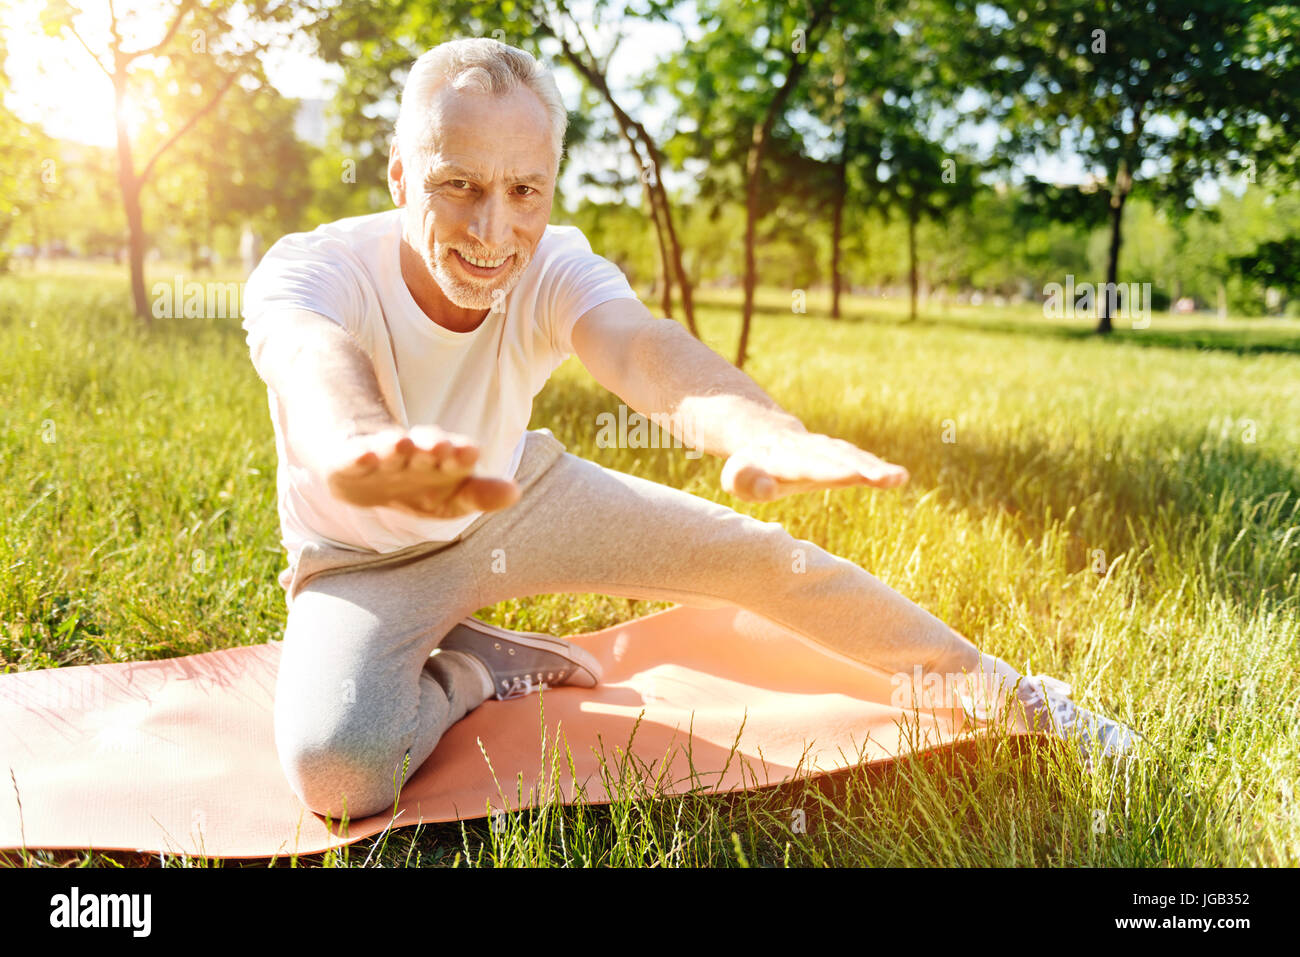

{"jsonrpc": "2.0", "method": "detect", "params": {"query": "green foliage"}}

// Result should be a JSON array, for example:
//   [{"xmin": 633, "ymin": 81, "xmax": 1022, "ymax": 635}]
[
  {"xmin": 1233, "ymin": 238, "xmax": 1300, "ymax": 299},
  {"xmin": 149, "ymin": 81, "xmax": 316, "ymax": 261},
  {"xmin": 944, "ymin": 0, "xmax": 1300, "ymax": 310},
  {"xmin": 8, "ymin": 1, "xmax": 1300, "ymax": 315}
]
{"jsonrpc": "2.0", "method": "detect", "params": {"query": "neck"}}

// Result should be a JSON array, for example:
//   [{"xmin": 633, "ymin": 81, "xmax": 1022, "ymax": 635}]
[{"xmin": 399, "ymin": 235, "xmax": 490, "ymax": 333}]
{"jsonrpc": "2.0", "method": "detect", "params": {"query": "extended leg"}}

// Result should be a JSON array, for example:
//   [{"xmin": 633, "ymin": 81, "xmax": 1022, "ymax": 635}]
[{"xmin": 456, "ymin": 437, "xmax": 1029, "ymax": 718}]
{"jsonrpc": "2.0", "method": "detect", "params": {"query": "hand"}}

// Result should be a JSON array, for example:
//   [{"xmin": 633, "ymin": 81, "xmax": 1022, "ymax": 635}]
[
  {"xmin": 720, "ymin": 430, "xmax": 909, "ymax": 503},
  {"xmin": 324, "ymin": 425, "xmax": 520, "ymax": 519}
]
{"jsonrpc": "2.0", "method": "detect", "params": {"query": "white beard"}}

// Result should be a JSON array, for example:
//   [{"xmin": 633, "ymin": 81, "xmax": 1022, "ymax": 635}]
[{"xmin": 426, "ymin": 239, "xmax": 532, "ymax": 310}]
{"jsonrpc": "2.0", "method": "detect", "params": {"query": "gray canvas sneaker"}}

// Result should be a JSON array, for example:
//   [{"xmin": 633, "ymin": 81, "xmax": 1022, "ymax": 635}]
[
  {"xmin": 436, "ymin": 617, "xmax": 604, "ymax": 700},
  {"xmin": 1017, "ymin": 674, "xmax": 1138, "ymax": 766}
]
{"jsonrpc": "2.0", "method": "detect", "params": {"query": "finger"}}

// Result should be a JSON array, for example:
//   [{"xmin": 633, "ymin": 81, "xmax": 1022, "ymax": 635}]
[
  {"xmin": 456, "ymin": 476, "xmax": 520, "ymax": 513},
  {"xmin": 812, "ymin": 441, "xmax": 907, "ymax": 488},
  {"xmin": 436, "ymin": 440, "xmax": 480, "ymax": 476},
  {"xmin": 424, "ymin": 439, "xmax": 458, "ymax": 473},
  {"xmin": 451, "ymin": 441, "xmax": 480, "ymax": 470},
  {"xmin": 749, "ymin": 438, "xmax": 861, "ymax": 486},
  {"xmin": 857, "ymin": 462, "xmax": 909, "ymax": 487},
  {"xmin": 334, "ymin": 449, "xmax": 381, "ymax": 478},
  {"xmin": 378, "ymin": 434, "xmax": 417, "ymax": 472},
  {"xmin": 429, "ymin": 431, "xmax": 479, "ymax": 472},
  {"xmin": 724, "ymin": 461, "xmax": 779, "ymax": 502},
  {"xmin": 811, "ymin": 442, "xmax": 890, "ymax": 483},
  {"xmin": 405, "ymin": 426, "xmax": 444, "ymax": 472},
  {"xmin": 406, "ymin": 432, "xmax": 472, "ymax": 477},
  {"xmin": 408, "ymin": 442, "xmax": 441, "ymax": 473}
]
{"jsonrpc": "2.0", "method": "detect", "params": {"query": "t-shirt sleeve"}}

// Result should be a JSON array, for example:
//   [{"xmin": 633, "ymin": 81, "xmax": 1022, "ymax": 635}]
[
  {"xmin": 538, "ymin": 228, "xmax": 640, "ymax": 359},
  {"xmin": 240, "ymin": 231, "xmax": 371, "ymax": 375}
]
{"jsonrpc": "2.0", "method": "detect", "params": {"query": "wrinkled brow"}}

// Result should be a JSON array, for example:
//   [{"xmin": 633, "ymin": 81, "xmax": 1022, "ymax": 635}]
[{"xmin": 425, "ymin": 163, "xmax": 550, "ymax": 186}]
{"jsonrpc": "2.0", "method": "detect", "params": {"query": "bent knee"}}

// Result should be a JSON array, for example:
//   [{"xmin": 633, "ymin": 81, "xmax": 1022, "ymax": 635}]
[{"xmin": 277, "ymin": 727, "xmax": 414, "ymax": 821}]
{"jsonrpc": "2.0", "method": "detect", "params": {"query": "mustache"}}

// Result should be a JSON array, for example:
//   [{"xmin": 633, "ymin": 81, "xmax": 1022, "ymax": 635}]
[{"xmin": 444, "ymin": 246, "xmax": 519, "ymax": 261}]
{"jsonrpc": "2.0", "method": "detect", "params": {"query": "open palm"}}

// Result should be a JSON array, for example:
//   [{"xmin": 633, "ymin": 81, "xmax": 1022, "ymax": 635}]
[{"xmin": 720, "ymin": 431, "xmax": 909, "ymax": 502}]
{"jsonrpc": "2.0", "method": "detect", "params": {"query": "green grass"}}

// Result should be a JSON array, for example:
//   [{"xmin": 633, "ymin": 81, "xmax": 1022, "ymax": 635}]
[{"xmin": 0, "ymin": 270, "xmax": 1296, "ymax": 867}]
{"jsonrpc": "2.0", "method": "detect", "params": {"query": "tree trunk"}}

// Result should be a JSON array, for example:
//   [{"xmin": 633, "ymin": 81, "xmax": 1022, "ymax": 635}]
[
  {"xmin": 541, "ymin": 22, "xmax": 698, "ymax": 336},
  {"xmin": 831, "ymin": 154, "xmax": 847, "ymax": 320},
  {"xmin": 737, "ymin": 129, "xmax": 764, "ymax": 368},
  {"xmin": 114, "ymin": 67, "xmax": 150, "ymax": 325},
  {"xmin": 907, "ymin": 203, "xmax": 918, "ymax": 321},
  {"xmin": 639, "ymin": 153, "xmax": 674, "ymax": 319},
  {"xmin": 123, "ymin": 182, "xmax": 149, "ymax": 322},
  {"xmin": 1097, "ymin": 160, "xmax": 1131, "ymax": 335},
  {"xmin": 645, "ymin": 162, "xmax": 697, "ymax": 336},
  {"xmin": 652, "ymin": 208, "xmax": 674, "ymax": 319},
  {"xmin": 736, "ymin": 0, "xmax": 834, "ymax": 368}
]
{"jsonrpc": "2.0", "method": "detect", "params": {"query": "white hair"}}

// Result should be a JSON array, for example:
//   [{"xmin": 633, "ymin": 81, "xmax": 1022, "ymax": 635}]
[{"xmin": 395, "ymin": 38, "xmax": 567, "ymax": 174}]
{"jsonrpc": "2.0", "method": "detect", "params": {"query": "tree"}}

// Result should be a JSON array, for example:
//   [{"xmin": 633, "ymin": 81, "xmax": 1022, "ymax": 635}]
[
  {"xmin": 734, "ymin": 0, "xmax": 835, "ymax": 367},
  {"xmin": 800, "ymin": 12, "xmax": 894, "ymax": 319},
  {"xmin": 952, "ymin": 0, "xmax": 1300, "ymax": 333},
  {"xmin": 40, "ymin": 0, "xmax": 321, "ymax": 323},
  {"xmin": 529, "ymin": 0, "xmax": 700, "ymax": 334},
  {"xmin": 878, "ymin": 128, "xmax": 979, "ymax": 319},
  {"xmin": 1232, "ymin": 237, "xmax": 1300, "ymax": 304},
  {"xmin": 807, "ymin": 1, "xmax": 988, "ymax": 320},
  {"xmin": 658, "ymin": 0, "xmax": 838, "ymax": 367},
  {"xmin": 151, "ymin": 78, "xmax": 314, "ymax": 268}
]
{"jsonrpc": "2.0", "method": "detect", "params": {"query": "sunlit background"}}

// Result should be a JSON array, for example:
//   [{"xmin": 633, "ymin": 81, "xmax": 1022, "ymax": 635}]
[{"xmin": 5, "ymin": 0, "xmax": 1296, "ymax": 336}]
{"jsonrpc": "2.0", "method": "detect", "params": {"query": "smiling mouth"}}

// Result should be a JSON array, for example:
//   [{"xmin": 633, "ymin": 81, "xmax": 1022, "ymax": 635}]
[{"xmin": 453, "ymin": 249, "xmax": 512, "ymax": 275}]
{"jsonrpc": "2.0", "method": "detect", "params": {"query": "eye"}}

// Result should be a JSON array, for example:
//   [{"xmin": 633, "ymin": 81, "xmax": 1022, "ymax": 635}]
[
  {"xmin": 449, "ymin": 179, "xmax": 471, "ymax": 190},
  {"xmin": 514, "ymin": 185, "xmax": 536, "ymax": 196}
]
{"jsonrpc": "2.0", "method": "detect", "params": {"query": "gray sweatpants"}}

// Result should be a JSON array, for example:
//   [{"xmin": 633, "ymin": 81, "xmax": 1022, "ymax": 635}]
[{"xmin": 273, "ymin": 428, "xmax": 983, "ymax": 820}]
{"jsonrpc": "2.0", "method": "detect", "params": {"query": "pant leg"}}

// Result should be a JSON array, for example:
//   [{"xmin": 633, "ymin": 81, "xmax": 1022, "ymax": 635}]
[
  {"xmin": 271, "ymin": 430, "xmax": 571, "ymax": 821},
  {"xmin": 273, "ymin": 560, "xmax": 491, "ymax": 821},
  {"xmin": 273, "ymin": 427, "xmax": 1014, "ymax": 821},
  {"xmin": 455, "ymin": 431, "xmax": 984, "ymax": 684}
]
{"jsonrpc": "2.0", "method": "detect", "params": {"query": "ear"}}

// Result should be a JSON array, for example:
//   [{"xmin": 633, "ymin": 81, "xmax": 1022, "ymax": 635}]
[{"xmin": 387, "ymin": 138, "xmax": 406, "ymax": 208}]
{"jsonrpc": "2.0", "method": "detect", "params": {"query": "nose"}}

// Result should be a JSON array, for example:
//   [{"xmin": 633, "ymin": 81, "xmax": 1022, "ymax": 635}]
[{"xmin": 467, "ymin": 191, "xmax": 511, "ymax": 252}]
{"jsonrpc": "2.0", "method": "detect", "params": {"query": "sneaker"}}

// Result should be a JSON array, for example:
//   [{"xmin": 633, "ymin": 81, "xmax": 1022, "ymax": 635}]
[
  {"xmin": 1016, "ymin": 674, "xmax": 1137, "ymax": 763},
  {"xmin": 436, "ymin": 617, "xmax": 603, "ymax": 701}
]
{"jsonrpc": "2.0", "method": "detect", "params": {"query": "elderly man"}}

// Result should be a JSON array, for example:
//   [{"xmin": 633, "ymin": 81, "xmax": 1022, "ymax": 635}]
[{"xmin": 241, "ymin": 38, "xmax": 1133, "ymax": 821}]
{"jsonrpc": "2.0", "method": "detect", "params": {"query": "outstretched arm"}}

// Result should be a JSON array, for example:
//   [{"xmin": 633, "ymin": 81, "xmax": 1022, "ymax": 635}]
[
  {"xmin": 570, "ymin": 298, "xmax": 909, "ymax": 502},
  {"xmin": 251, "ymin": 308, "xmax": 519, "ymax": 518}
]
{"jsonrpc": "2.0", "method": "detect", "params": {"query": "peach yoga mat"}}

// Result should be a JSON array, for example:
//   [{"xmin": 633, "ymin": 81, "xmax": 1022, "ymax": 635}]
[{"xmin": 0, "ymin": 605, "xmax": 1017, "ymax": 860}]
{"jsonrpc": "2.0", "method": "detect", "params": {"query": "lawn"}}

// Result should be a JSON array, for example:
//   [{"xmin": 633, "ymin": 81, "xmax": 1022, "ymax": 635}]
[{"xmin": 1, "ymin": 268, "xmax": 1297, "ymax": 867}]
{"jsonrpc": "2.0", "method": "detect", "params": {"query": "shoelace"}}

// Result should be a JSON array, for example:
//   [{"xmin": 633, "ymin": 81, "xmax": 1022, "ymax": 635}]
[
  {"xmin": 952, "ymin": 673, "xmax": 1072, "ymax": 726},
  {"xmin": 1018, "ymin": 674, "xmax": 1078, "ymax": 736},
  {"xmin": 497, "ymin": 676, "xmax": 541, "ymax": 700},
  {"xmin": 495, "ymin": 669, "xmax": 571, "ymax": 701}
]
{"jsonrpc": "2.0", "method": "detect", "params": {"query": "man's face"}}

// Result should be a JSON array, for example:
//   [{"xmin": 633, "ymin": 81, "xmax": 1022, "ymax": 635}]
[{"xmin": 388, "ymin": 83, "xmax": 555, "ymax": 312}]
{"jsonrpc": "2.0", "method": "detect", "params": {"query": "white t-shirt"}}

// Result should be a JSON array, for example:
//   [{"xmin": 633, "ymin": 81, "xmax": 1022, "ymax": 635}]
[{"xmin": 240, "ymin": 208, "xmax": 638, "ymax": 585}]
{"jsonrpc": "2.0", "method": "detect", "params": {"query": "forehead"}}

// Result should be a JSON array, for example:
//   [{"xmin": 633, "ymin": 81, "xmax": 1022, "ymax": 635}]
[{"xmin": 416, "ymin": 83, "xmax": 553, "ymax": 179}]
